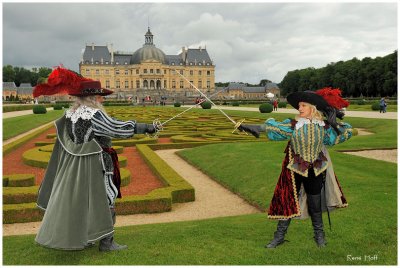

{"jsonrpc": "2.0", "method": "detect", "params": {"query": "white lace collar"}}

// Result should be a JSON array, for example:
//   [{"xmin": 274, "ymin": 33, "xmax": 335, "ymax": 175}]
[
  {"xmin": 295, "ymin": 117, "xmax": 325, "ymax": 130},
  {"xmin": 65, "ymin": 105, "xmax": 99, "ymax": 123}
]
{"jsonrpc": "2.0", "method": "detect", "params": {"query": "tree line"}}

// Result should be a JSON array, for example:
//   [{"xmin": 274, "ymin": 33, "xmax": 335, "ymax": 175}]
[
  {"xmin": 3, "ymin": 65, "xmax": 52, "ymax": 87},
  {"xmin": 279, "ymin": 50, "xmax": 397, "ymax": 97}
]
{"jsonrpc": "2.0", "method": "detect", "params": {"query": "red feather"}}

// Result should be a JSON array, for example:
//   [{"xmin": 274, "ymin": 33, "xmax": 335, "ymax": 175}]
[
  {"xmin": 316, "ymin": 87, "xmax": 349, "ymax": 109},
  {"xmin": 33, "ymin": 66, "xmax": 92, "ymax": 98}
]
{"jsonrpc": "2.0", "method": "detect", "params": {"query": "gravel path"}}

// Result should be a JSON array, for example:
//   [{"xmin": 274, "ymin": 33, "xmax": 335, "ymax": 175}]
[{"xmin": 2, "ymin": 149, "xmax": 261, "ymax": 236}]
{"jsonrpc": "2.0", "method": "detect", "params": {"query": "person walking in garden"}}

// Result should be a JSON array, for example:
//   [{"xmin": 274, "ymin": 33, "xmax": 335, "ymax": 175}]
[
  {"xmin": 238, "ymin": 87, "xmax": 352, "ymax": 248},
  {"xmin": 380, "ymin": 97, "xmax": 387, "ymax": 113},
  {"xmin": 33, "ymin": 66, "xmax": 158, "ymax": 251},
  {"xmin": 273, "ymin": 99, "xmax": 278, "ymax": 111}
]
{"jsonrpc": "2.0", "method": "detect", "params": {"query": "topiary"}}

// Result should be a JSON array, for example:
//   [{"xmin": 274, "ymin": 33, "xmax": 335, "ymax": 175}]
[
  {"xmin": 53, "ymin": 104, "xmax": 63, "ymax": 110},
  {"xmin": 63, "ymin": 103, "xmax": 70, "ymax": 108},
  {"xmin": 259, "ymin": 103, "xmax": 273, "ymax": 113},
  {"xmin": 232, "ymin": 101, "xmax": 240, "ymax": 106},
  {"xmin": 278, "ymin": 101, "xmax": 287, "ymax": 108},
  {"xmin": 33, "ymin": 105, "xmax": 47, "ymax": 114},
  {"xmin": 371, "ymin": 102, "xmax": 380, "ymax": 111},
  {"xmin": 201, "ymin": 101, "xmax": 212, "ymax": 109},
  {"xmin": 174, "ymin": 102, "xmax": 181, "ymax": 107},
  {"xmin": 357, "ymin": 99, "xmax": 366, "ymax": 105}
]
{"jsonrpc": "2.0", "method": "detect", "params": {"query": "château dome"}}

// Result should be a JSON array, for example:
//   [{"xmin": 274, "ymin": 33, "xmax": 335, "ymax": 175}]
[{"xmin": 130, "ymin": 27, "xmax": 166, "ymax": 64}]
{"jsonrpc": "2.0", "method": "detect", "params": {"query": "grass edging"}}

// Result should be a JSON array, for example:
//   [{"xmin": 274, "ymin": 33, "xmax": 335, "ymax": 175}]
[
  {"xmin": 3, "ymin": 123, "xmax": 54, "ymax": 156},
  {"xmin": 136, "ymin": 144, "xmax": 195, "ymax": 203}
]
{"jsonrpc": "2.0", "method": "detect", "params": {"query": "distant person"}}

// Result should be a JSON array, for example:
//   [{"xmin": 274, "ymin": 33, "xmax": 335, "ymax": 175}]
[
  {"xmin": 273, "ymin": 99, "xmax": 278, "ymax": 111},
  {"xmin": 33, "ymin": 67, "xmax": 158, "ymax": 251},
  {"xmin": 239, "ymin": 88, "xmax": 352, "ymax": 248},
  {"xmin": 380, "ymin": 98, "xmax": 387, "ymax": 113}
]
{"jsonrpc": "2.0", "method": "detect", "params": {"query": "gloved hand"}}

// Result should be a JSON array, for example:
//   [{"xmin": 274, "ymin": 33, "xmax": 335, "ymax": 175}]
[
  {"xmin": 238, "ymin": 124, "xmax": 261, "ymax": 138},
  {"xmin": 135, "ymin": 123, "xmax": 159, "ymax": 134},
  {"xmin": 145, "ymin": 124, "xmax": 157, "ymax": 134}
]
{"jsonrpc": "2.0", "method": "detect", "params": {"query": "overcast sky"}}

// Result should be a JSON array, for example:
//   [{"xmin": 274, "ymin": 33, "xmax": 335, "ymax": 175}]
[{"xmin": 2, "ymin": 1, "xmax": 397, "ymax": 84}]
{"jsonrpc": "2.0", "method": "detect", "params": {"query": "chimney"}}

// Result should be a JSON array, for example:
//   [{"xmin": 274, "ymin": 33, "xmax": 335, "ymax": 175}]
[
  {"xmin": 199, "ymin": 46, "xmax": 202, "ymax": 51},
  {"xmin": 181, "ymin": 47, "xmax": 186, "ymax": 61},
  {"xmin": 110, "ymin": 43, "xmax": 114, "ymax": 63},
  {"xmin": 91, "ymin": 43, "xmax": 94, "ymax": 51}
]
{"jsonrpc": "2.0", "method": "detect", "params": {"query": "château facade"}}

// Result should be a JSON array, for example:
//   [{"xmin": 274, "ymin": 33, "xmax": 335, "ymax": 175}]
[{"xmin": 79, "ymin": 28, "xmax": 215, "ymax": 101}]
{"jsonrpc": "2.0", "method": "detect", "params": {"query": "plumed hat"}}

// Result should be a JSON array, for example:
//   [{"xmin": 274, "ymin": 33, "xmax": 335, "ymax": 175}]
[
  {"xmin": 287, "ymin": 87, "xmax": 350, "ymax": 134},
  {"xmin": 33, "ymin": 66, "xmax": 113, "ymax": 98},
  {"xmin": 287, "ymin": 87, "xmax": 349, "ymax": 113}
]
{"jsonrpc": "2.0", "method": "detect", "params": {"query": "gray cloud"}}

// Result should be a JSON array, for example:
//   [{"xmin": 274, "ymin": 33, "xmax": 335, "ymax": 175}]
[{"xmin": 3, "ymin": 2, "xmax": 397, "ymax": 84}]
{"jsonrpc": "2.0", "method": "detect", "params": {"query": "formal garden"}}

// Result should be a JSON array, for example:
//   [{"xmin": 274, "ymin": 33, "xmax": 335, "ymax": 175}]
[{"xmin": 2, "ymin": 105, "xmax": 397, "ymax": 265}]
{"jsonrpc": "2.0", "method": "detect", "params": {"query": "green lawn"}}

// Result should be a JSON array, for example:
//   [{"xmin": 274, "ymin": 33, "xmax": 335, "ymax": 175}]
[
  {"xmin": 3, "ymin": 110, "xmax": 64, "ymax": 140},
  {"xmin": 2, "ymin": 107, "xmax": 397, "ymax": 265}
]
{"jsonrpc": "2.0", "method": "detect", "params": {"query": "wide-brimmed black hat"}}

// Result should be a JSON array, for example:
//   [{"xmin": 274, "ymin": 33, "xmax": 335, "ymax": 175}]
[{"xmin": 287, "ymin": 91, "xmax": 329, "ymax": 112}]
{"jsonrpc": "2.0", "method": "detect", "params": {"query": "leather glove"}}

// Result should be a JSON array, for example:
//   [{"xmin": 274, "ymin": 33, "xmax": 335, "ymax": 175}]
[
  {"xmin": 238, "ymin": 124, "xmax": 262, "ymax": 138},
  {"xmin": 135, "ymin": 123, "xmax": 158, "ymax": 134},
  {"xmin": 145, "ymin": 124, "xmax": 157, "ymax": 134}
]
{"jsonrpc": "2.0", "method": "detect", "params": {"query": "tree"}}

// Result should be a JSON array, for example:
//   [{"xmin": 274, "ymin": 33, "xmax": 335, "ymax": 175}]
[
  {"xmin": 3, "ymin": 65, "xmax": 16, "ymax": 82},
  {"xmin": 279, "ymin": 51, "xmax": 397, "ymax": 97},
  {"xmin": 14, "ymin": 67, "xmax": 32, "ymax": 86},
  {"xmin": 259, "ymin": 79, "xmax": 272, "ymax": 86}
]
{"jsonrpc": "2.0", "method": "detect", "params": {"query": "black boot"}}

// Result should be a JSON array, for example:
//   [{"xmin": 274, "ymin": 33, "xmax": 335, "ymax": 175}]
[
  {"xmin": 307, "ymin": 194, "xmax": 326, "ymax": 247},
  {"xmin": 265, "ymin": 219, "xmax": 291, "ymax": 248},
  {"xmin": 99, "ymin": 235, "xmax": 128, "ymax": 252},
  {"xmin": 98, "ymin": 208, "xmax": 127, "ymax": 252}
]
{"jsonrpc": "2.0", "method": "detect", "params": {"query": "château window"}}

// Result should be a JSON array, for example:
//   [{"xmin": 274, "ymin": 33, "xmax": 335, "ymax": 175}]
[
  {"xmin": 125, "ymin": 81, "xmax": 129, "ymax": 88},
  {"xmin": 164, "ymin": 80, "xmax": 167, "ymax": 88},
  {"xmin": 180, "ymin": 80, "xmax": 184, "ymax": 89},
  {"xmin": 124, "ymin": 62, "xmax": 128, "ymax": 65},
  {"xmin": 105, "ymin": 69, "xmax": 109, "ymax": 75},
  {"xmin": 179, "ymin": 70, "xmax": 183, "ymax": 75},
  {"xmin": 171, "ymin": 63, "xmax": 175, "ymax": 66},
  {"xmin": 190, "ymin": 70, "xmax": 193, "ymax": 75},
  {"xmin": 172, "ymin": 80, "xmax": 176, "ymax": 89},
  {"xmin": 116, "ymin": 62, "xmax": 119, "ymax": 65},
  {"xmin": 190, "ymin": 81, "xmax": 194, "ymax": 89},
  {"xmin": 95, "ymin": 61, "xmax": 99, "ymax": 64},
  {"xmin": 115, "ymin": 69, "xmax": 120, "ymax": 75},
  {"xmin": 144, "ymin": 69, "xmax": 148, "ymax": 74},
  {"xmin": 164, "ymin": 70, "xmax": 167, "ymax": 74},
  {"xmin": 207, "ymin": 70, "xmax": 210, "ymax": 76},
  {"xmin": 150, "ymin": 69, "xmax": 154, "ymax": 74},
  {"xmin": 198, "ymin": 80, "xmax": 202, "ymax": 89},
  {"xmin": 106, "ymin": 80, "xmax": 110, "ymax": 88},
  {"xmin": 207, "ymin": 80, "xmax": 210, "ymax": 89},
  {"xmin": 136, "ymin": 80, "xmax": 140, "ymax": 88},
  {"xmin": 116, "ymin": 80, "xmax": 120, "ymax": 88},
  {"xmin": 105, "ymin": 61, "xmax": 109, "ymax": 64},
  {"xmin": 125, "ymin": 70, "xmax": 129, "ymax": 75},
  {"xmin": 198, "ymin": 71, "xmax": 202, "ymax": 76},
  {"xmin": 86, "ymin": 69, "xmax": 90, "ymax": 74},
  {"xmin": 157, "ymin": 69, "xmax": 160, "ymax": 74},
  {"xmin": 136, "ymin": 69, "xmax": 139, "ymax": 74}
]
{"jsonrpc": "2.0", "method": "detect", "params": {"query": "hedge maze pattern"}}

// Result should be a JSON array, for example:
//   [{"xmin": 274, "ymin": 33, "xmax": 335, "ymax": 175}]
[{"xmin": 4, "ymin": 106, "xmax": 268, "ymax": 223}]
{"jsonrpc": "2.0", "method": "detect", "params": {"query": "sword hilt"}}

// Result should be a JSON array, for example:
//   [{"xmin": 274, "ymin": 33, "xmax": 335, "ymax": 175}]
[{"xmin": 232, "ymin": 119, "xmax": 248, "ymax": 135}]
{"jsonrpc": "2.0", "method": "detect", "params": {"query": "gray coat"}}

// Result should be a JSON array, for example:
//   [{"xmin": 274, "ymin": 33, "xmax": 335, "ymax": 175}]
[{"xmin": 35, "ymin": 116, "xmax": 114, "ymax": 250}]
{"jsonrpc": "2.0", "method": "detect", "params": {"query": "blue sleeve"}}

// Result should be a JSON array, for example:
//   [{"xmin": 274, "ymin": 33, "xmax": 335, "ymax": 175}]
[
  {"xmin": 91, "ymin": 110, "xmax": 137, "ymax": 139},
  {"xmin": 323, "ymin": 122, "xmax": 353, "ymax": 146},
  {"xmin": 264, "ymin": 118, "xmax": 293, "ymax": 141}
]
